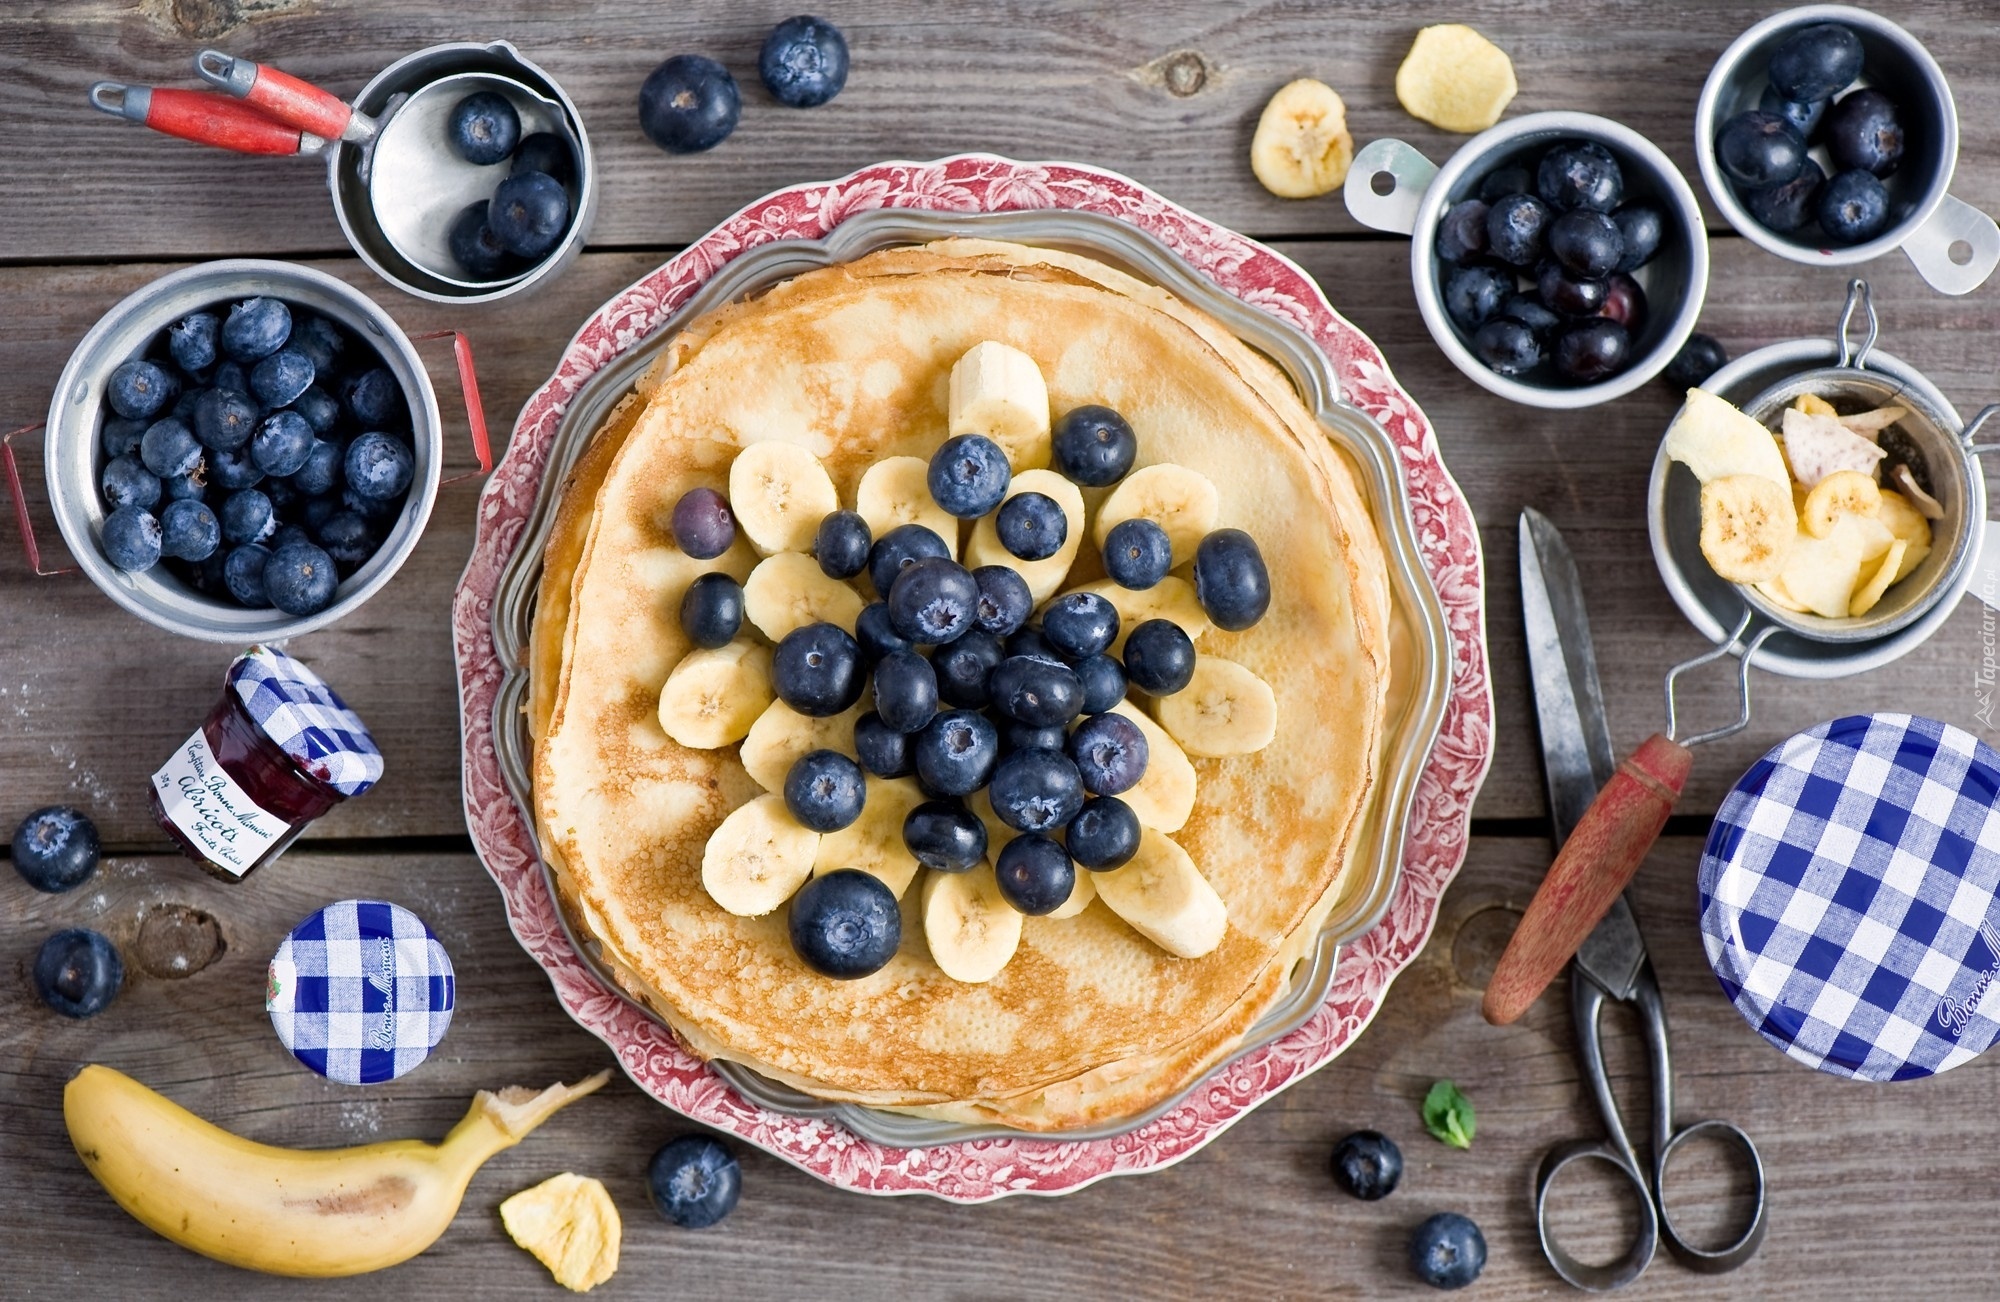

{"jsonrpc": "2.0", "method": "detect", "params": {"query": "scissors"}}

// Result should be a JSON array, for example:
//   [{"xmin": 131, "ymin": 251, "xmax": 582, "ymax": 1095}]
[{"xmin": 1520, "ymin": 509, "xmax": 1768, "ymax": 1291}]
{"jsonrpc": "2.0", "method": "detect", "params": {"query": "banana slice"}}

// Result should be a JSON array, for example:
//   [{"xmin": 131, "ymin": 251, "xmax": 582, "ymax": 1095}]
[
  {"xmin": 1664, "ymin": 389, "xmax": 1793, "ymax": 488},
  {"xmin": 1063, "ymin": 575, "xmax": 1211, "ymax": 656},
  {"xmin": 728, "ymin": 441, "xmax": 840, "ymax": 555},
  {"xmin": 1876, "ymin": 489, "xmax": 1934, "ymax": 551},
  {"xmin": 1699, "ymin": 474, "xmax": 1795, "ymax": 583},
  {"xmin": 1109, "ymin": 700, "xmax": 1196, "ymax": 833},
  {"xmin": 964, "ymin": 469, "xmax": 1086, "ymax": 604},
  {"xmin": 1155, "ymin": 657, "xmax": 1277, "ymax": 757},
  {"xmin": 949, "ymin": 341, "xmax": 1051, "ymax": 471},
  {"xmin": 1094, "ymin": 829, "xmax": 1227, "ymax": 959},
  {"xmin": 813, "ymin": 775, "xmax": 925, "ymax": 899},
  {"xmin": 1048, "ymin": 859, "xmax": 1097, "ymax": 920},
  {"xmin": 658, "ymin": 639, "xmax": 773, "ymax": 749},
  {"xmin": 742, "ymin": 551, "xmax": 866, "ymax": 643},
  {"xmin": 499, "ymin": 1173, "xmax": 620, "ymax": 1293},
  {"xmin": 855, "ymin": 456, "xmax": 959, "ymax": 555},
  {"xmin": 1850, "ymin": 539, "xmax": 1909, "ymax": 617},
  {"xmin": 1250, "ymin": 79, "xmax": 1353, "ymax": 198},
  {"xmin": 740, "ymin": 699, "xmax": 866, "ymax": 792},
  {"xmin": 922, "ymin": 861, "xmax": 1024, "ymax": 983},
  {"xmin": 1793, "ymin": 392, "xmax": 1839, "ymax": 420},
  {"xmin": 1777, "ymin": 517, "xmax": 1867, "ymax": 619},
  {"xmin": 702, "ymin": 793, "xmax": 819, "ymax": 917},
  {"xmin": 1802, "ymin": 470, "xmax": 1882, "ymax": 538},
  {"xmin": 1092, "ymin": 464, "xmax": 1219, "ymax": 568}
]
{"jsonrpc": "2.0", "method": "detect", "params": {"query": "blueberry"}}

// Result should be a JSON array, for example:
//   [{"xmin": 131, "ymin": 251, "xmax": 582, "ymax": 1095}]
[
  {"xmin": 1409, "ymin": 1212, "xmax": 1487, "ymax": 1290},
  {"xmin": 1716, "ymin": 110, "xmax": 1806, "ymax": 189},
  {"xmin": 647, "ymin": 1135, "xmax": 741, "ymax": 1229},
  {"xmin": 1073, "ymin": 653, "xmax": 1127, "ymax": 715},
  {"xmin": 855, "ymin": 601, "xmax": 912, "ymax": 664},
  {"xmin": 1537, "ymin": 141, "xmax": 1623, "ymax": 212},
  {"xmin": 253, "ymin": 410, "xmax": 316, "ymax": 478},
  {"xmin": 971, "ymin": 565, "xmax": 1033, "ymax": 636},
  {"xmin": 1484, "ymin": 192, "xmax": 1551, "ymax": 266},
  {"xmin": 222, "ymin": 297, "xmax": 291, "ymax": 361},
  {"xmin": 292, "ymin": 315, "xmax": 347, "ymax": 374},
  {"xmin": 928, "ymin": 433, "xmax": 1012, "ymax": 518},
  {"xmin": 447, "ymin": 90, "xmax": 521, "ymax": 165},
  {"xmin": 1471, "ymin": 318, "xmax": 1542, "ymax": 376},
  {"xmin": 101, "ymin": 506, "xmax": 161, "ymax": 571},
  {"xmin": 912, "ymin": 709, "xmax": 1000, "ymax": 797},
  {"xmin": 101, "ymin": 455, "xmax": 160, "ymax": 511},
  {"xmin": 933, "ymin": 628, "xmax": 1005, "ymax": 708},
  {"xmin": 341, "ymin": 483, "xmax": 402, "ymax": 523},
  {"xmin": 1068, "ymin": 711, "xmax": 1148, "ymax": 795},
  {"xmin": 1123, "ymin": 620, "xmax": 1195, "ymax": 695},
  {"xmin": 672, "ymin": 487, "xmax": 736, "ymax": 559},
  {"xmin": 169, "ymin": 311, "xmax": 220, "ymax": 374},
  {"xmin": 102, "ymin": 416, "xmax": 148, "ymax": 459},
  {"xmin": 788, "ymin": 868, "xmax": 899, "ymax": 978},
  {"xmin": 1043, "ymin": 591, "xmax": 1119, "ymax": 660},
  {"xmin": 639, "ymin": 55, "xmax": 741, "ymax": 154},
  {"xmin": 853, "ymin": 711, "xmax": 912, "ymax": 777},
  {"xmin": 872, "ymin": 648, "xmax": 939, "ymax": 733},
  {"xmin": 1192, "ymin": 529, "xmax": 1270, "ymax": 631},
  {"xmin": 250, "ymin": 347, "xmax": 315, "ymax": 409},
  {"xmin": 1103, "ymin": 517, "xmax": 1172, "ymax": 590},
  {"xmin": 989, "ymin": 655, "xmax": 1083, "ymax": 728},
  {"xmin": 206, "ymin": 443, "xmax": 263, "ymax": 491},
  {"xmin": 345, "ymin": 431, "xmax": 413, "ymax": 499},
  {"xmin": 169, "ymin": 388, "xmax": 201, "ymax": 424},
  {"xmin": 995, "ymin": 491, "xmax": 1067, "ymax": 560},
  {"xmin": 1819, "ymin": 168, "xmax": 1890, "ymax": 244},
  {"xmin": 1536, "ymin": 260, "xmax": 1607, "ymax": 316},
  {"xmin": 888, "ymin": 556, "xmax": 979, "ymax": 645},
  {"xmin": 994, "ymin": 834, "xmax": 1075, "ymax": 916},
  {"xmin": 12, "ymin": 806, "xmax": 99, "ymax": 893},
  {"xmin": 1759, "ymin": 85, "xmax": 1829, "ymax": 142},
  {"xmin": 223, "ymin": 543, "xmax": 271, "ymax": 606},
  {"xmin": 867, "ymin": 522, "xmax": 951, "ymax": 596},
  {"xmin": 1477, "ymin": 164, "xmax": 1532, "ymax": 203},
  {"xmin": 772, "ymin": 622, "xmax": 864, "ymax": 716},
  {"xmin": 212, "ymin": 360, "xmax": 249, "ymax": 396},
  {"xmin": 1664, "ymin": 332, "xmax": 1728, "ymax": 389},
  {"xmin": 681, "ymin": 572, "xmax": 744, "ymax": 648},
  {"xmin": 1443, "ymin": 264, "xmax": 1514, "ymax": 332},
  {"xmin": 299, "ymin": 496, "xmax": 339, "ymax": 535},
  {"xmin": 316, "ymin": 510, "xmax": 374, "ymax": 574},
  {"xmin": 1435, "ymin": 199, "xmax": 1490, "ymax": 264},
  {"xmin": 191, "ymin": 389, "xmax": 258, "ymax": 453},
  {"xmin": 1498, "ymin": 293, "xmax": 1563, "ymax": 339},
  {"xmin": 218, "ymin": 488, "xmax": 274, "ymax": 546},
  {"xmin": 512, "ymin": 131, "xmax": 576, "ymax": 187},
  {"xmin": 268, "ymin": 522, "xmax": 310, "ymax": 552},
  {"xmin": 1006, "ymin": 627, "xmax": 1059, "ymax": 661},
  {"xmin": 989, "ymin": 747, "xmax": 1085, "ymax": 833},
  {"xmin": 161, "ymin": 471, "xmax": 205, "ymax": 503},
  {"xmin": 263, "ymin": 540, "xmax": 339, "ymax": 615},
  {"xmin": 141, "ymin": 418, "xmax": 202, "ymax": 478},
  {"xmin": 1548, "ymin": 208, "xmax": 1624, "ymax": 278},
  {"xmin": 1553, "ymin": 318, "xmax": 1630, "ymax": 383},
  {"xmin": 291, "ymin": 438, "xmax": 343, "ymax": 496},
  {"xmin": 159, "ymin": 498, "xmax": 220, "ymax": 562},
  {"xmin": 1611, "ymin": 204, "xmax": 1664, "ymax": 272},
  {"xmin": 903, "ymin": 800, "xmax": 986, "ymax": 872},
  {"xmin": 448, "ymin": 201, "xmax": 515, "ymax": 281},
  {"xmin": 1598, "ymin": 272, "xmax": 1648, "ymax": 335},
  {"xmin": 814, "ymin": 509, "xmax": 871, "ymax": 579},
  {"xmin": 34, "ymin": 929, "xmax": 123, "ymax": 1019},
  {"xmin": 1051, "ymin": 405, "xmax": 1138, "ymax": 487},
  {"xmin": 760, "ymin": 14, "xmax": 849, "ymax": 108},
  {"xmin": 1067, "ymin": 796, "xmax": 1141, "ymax": 870},
  {"xmin": 346, "ymin": 368, "xmax": 401, "ymax": 428},
  {"xmin": 1331, "ymin": 1129, "xmax": 1403, "ymax": 1200},
  {"xmin": 1742, "ymin": 157, "xmax": 1825, "ymax": 235},
  {"xmin": 1824, "ymin": 88, "xmax": 1905, "ymax": 178},
  {"xmin": 1768, "ymin": 21, "xmax": 1863, "ymax": 103},
  {"xmin": 489, "ymin": 171, "xmax": 571, "ymax": 260},
  {"xmin": 1003, "ymin": 721, "xmax": 1068, "ymax": 753},
  {"xmin": 784, "ymin": 749, "xmax": 867, "ymax": 832},
  {"xmin": 107, "ymin": 359, "xmax": 173, "ymax": 420},
  {"xmin": 292, "ymin": 386, "xmax": 341, "ymax": 436}
]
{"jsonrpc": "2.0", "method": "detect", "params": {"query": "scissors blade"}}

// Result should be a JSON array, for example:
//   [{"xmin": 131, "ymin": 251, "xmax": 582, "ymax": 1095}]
[{"xmin": 1519, "ymin": 509, "xmax": 1647, "ymax": 1001}]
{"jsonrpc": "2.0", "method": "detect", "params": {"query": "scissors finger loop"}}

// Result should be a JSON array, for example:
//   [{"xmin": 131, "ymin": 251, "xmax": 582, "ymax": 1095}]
[
  {"xmin": 1536, "ymin": 1139, "xmax": 1659, "ymax": 1292},
  {"xmin": 1656, "ymin": 1118, "xmax": 1768, "ymax": 1273}
]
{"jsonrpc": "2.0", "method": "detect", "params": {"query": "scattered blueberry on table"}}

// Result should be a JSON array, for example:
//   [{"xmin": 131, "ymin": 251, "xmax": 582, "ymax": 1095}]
[
  {"xmin": 34, "ymin": 928, "xmax": 124, "ymax": 1019},
  {"xmin": 760, "ymin": 15, "xmax": 850, "ymax": 108},
  {"xmin": 13, "ymin": 806, "xmax": 100, "ymax": 893},
  {"xmin": 1329, "ymin": 1129, "xmax": 1404, "ymax": 1201},
  {"xmin": 647, "ymin": 1135, "xmax": 742, "ymax": 1228},
  {"xmin": 1410, "ymin": 1212, "xmax": 1488, "ymax": 1290},
  {"xmin": 639, "ymin": 54, "xmax": 742, "ymax": 154}
]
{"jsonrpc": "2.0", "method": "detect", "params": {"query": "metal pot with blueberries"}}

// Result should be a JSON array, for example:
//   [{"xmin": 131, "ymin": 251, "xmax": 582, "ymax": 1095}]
[
  {"xmin": 1344, "ymin": 110, "xmax": 1710, "ymax": 410},
  {"xmin": 90, "ymin": 41, "xmax": 595, "ymax": 304}
]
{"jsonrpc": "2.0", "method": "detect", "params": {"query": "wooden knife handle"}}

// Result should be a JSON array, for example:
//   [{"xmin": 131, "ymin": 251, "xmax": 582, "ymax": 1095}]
[{"xmin": 1481, "ymin": 732, "xmax": 1692, "ymax": 1026}]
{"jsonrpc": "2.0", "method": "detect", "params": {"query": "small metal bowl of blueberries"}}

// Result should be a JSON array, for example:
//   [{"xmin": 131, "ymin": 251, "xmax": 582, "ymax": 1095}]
[
  {"xmin": 1346, "ymin": 110, "xmax": 1708, "ymax": 409},
  {"xmin": 1696, "ymin": 5, "xmax": 2000, "ymax": 295}
]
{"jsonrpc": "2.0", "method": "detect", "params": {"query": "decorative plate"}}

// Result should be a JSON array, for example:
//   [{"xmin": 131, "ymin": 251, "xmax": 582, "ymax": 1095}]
[{"xmin": 452, "ymin": 154, "xmax": 1493, "ymax": 1200}]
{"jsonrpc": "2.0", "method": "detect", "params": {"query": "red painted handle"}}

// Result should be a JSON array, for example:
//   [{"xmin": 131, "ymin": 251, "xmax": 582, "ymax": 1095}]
[
  {"xmin": 412, "ymin": 331, "xmax": 492, "ymax": 486},
  {"xmin": 143, "ymin": 88, "xmax": 314, "ymax": 156},
  {"xmin": 4, "ymin": 423, "xmax": 77, "ymax": 577},
  {"xmin": 237, "ymin": 63, "xmax": 355, "ymax": 140},
  {"xmin": 1482, "ymin": 732, "xmax": 1693, "ymax": 1026}
]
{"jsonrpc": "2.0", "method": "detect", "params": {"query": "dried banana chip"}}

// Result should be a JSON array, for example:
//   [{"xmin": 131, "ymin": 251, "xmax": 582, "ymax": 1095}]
[
  {"xmin": 1779, "ymin": 518, "xmax": 1868, "ymax": 619},
  {"xmin": 1793, "ymin": 392, "xmax": 1839, "ymax": 420},
  {"xmin": 1801, "ymin": 469, "xmax": 1881, "ymax": 538},
  {"xmin": 1699, "ymin": 474, "xmax": 1795, "ymax": 583},
  {"xmin": 1250, "ymin": 79, "xmax": 1353, "ymax": 198},
  {"xmin": 1395, "ymin": 25, "xmax": 1518, "ymax": 133},
  {"xmin": 500, "ymin": 1173, "xmax": 621, "ymax": 1293},
  {"xmin": 1877, "ymin": 488, "xmax": 1934, "ymax": 549},
  {"xmin": 1850, "ymin": 540, "xmax": 1910, "ymax": 617}
]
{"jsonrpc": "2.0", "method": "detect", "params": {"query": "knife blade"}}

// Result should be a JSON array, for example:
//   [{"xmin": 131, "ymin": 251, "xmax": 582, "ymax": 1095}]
[{"xmin": 1519, "ymin": 508, "xmax": 1648, "ymax": 1002}]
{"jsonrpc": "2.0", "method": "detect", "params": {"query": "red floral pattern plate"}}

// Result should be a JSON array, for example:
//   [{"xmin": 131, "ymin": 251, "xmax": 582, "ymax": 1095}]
[{"xmin": 452, "ymin": 154, "xmax": 1492, "ymax": 1200}]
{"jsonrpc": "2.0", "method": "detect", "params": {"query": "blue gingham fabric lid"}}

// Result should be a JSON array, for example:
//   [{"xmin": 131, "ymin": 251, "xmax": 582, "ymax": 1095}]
[
  {"xmin": 228, "ymin": 645, "xmax": 383, "ymax": 798},
  {"xmin": 1699, "ymin": 714, "xmax": 2000, "ymax": 1081},
  {"xmin": 266, "ymin": 899, "xmax": 454, "ymax": 1085}
]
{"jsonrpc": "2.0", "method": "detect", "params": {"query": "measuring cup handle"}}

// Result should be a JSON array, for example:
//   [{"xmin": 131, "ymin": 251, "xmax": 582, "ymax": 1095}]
[
  {"xmin": 1482, "ymin": 733, "xmax": 1692, "ymax": 1026},
  {"xmin": 411, "ymin": 331, "xmax": 493, "ymax": 486},
  {"xmin": 4, "ymin": 423, "xmax": 77, "ymax": 578},
  {"xmin": 1342, "ymin": 138, "xmax": 1439, "ymax": 235},
  {"xmin": 89, "ymin": 84, "xmax": 323, "ymax": 157},
  {"xmin": 194, "ymin": 50, "xmax": 366, "ymax": 143},
  {"xmin": 1900, "ymin": 192, "xmax": 2000, "ymax": 297}
]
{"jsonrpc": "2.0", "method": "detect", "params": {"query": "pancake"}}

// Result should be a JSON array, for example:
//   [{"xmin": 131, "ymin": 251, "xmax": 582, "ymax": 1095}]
[{"xmin": 532, "ymin": 241, "xmax": 1390, "ymax": 1130}]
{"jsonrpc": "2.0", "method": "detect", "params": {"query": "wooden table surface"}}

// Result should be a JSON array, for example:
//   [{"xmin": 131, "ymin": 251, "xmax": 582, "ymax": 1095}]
[{"xmin": 7, "ymin": 3, "xmax": 2000, "ymax": 1296}]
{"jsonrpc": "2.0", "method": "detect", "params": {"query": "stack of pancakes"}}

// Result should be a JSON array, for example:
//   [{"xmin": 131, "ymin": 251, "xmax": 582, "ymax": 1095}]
[{"xmin": 531, "ymin": 240, "xmax": 1392, "ymax": 1131}]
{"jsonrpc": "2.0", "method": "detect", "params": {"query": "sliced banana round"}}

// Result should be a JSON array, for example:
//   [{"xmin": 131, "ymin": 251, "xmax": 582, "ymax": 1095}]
[
  {"xmin": 1699, "ymin": 474, "xmax": 1794, "ymax": 584},
  {"xmin": 1156, "ymin": 657, "xmax": 1277, "ymax": 758},
  {"xmin": 922, "ymin": 860, "xmax": 1024, "ymax": 983},
  {"xmin": 1250, "ymin": 78, "xmax": 1354, "ymax": 199},
  {"xmin": 949, "ymin": 340, "xmax": 1051, "ymax": 471},
  {"xmin": 702, "ymin": 793, "xmax": 820, "ymax": 917},
  {"xmin": 1063, "ymin": 575, "xmax": 1211, "ymax": 656},
  {"xmin": 813, "ymin": 775, "xmax": 925, "ymax": 899},
  {"xmin": 1094, "ymin": 829, "xmax": 1227, "ymax": 958},
  {"xmin": 855, "ymin": 456, "xmax": 960, "ymax": 554},
  {"xmin": 1092, "ymin": 464, "xmax": 1219, "ymax": 568},
  {"xmin": 742, "ymin": 551, "xmax": 866, "ymax": 643},
  {"xmin": 1802, "ymin": 469, "xmax": 1882, "ymax": 539},
  {"xmin": 1109, "ymin": 700, "xmax": 1197, "ymax": 833},
  {"xmin": 1047, "ymin": 857, "xmax": 1097, "ymax": 921},
  {"xmin": 728, "ymin": 441, "xmax": 840, "ymax": 555},
  {"xmin": 964, "ymin": 469, "xmax": 1086, "ymax": 605},
  {"xmin": 740, "ymin": 698, "xmax": 866, "ymax": 792},
  {"xmin": 658, "ymin": 639, "xmax": 773, "ymax": 749}
]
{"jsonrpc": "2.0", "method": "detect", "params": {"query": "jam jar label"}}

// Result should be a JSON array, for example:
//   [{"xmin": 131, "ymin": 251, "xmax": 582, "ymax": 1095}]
[{"xmin": 152, "ymin": 726, "xmax": 286, "ymax": 877}]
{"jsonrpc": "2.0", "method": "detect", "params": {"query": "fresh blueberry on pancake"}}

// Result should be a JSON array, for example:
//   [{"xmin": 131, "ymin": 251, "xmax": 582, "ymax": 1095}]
[
  {"xmin": 994, "ymin": 834, "xmax": 1076, "ymax": 916},
  {"xmin": 1103, "ymin": 517, "xmax": 1172, "ymax": 590},
  {"xmin": 1072, "ymin": 652, "xmax": 1127, "ymax": 715},
  {"xmin": 772, "ymin": 622, "xmax": 864, "ymax": 716},
  {"xmin": 971, "ymin": 565, "xmax": 1033, "ymax": 636},
  {"xmin": 679, "ymin": 572, "xmax": 744, "ymax": 649},
  {"xmin": 902, "ymin": 800, "xmax": 987, "ymax": 872},
  {"xmin": 813, "ymin": 508, "xmax": 872, "ymax": 580},
  {"xmin": 994, "ymin": 490, "xmax": 1067, "ymax": 561},
  {"xmin": 866, "ymin": 522, "xmax": 950, "ymax": 596},
  {"xmin": 853, "ymin": 601, "xmax": 910, "ymax": 663},
  {"xmin": 989, "ymin": 748, "xmax": 1086, "ymax": 833},
  {"xmin": 670, "ymin": 486, "xmax": 736, "ymax": 559},
  {"xmin": 932, "ymin": 629, "xmax": 1005, "ymax": 708},
  {"xmin": 1066, "ymin": 796, "xmax": 1141, "ymax": 870},
  {"xmin": 871, "ymin": 648, "xmax": 939, "ymax": 733},
  {"xmin": 1042, "ymin": 591, "xmax": 1119, "ymax": 660},
  {"xmin": 1005, "ymin": 626, "xmax": 1058, "ymax": 661},
  {"xmin": 912, "ymin": 709, "xmax": 1000, "ymax": 797},
  {"xmin": 927, "ymin": 433, "xmax": 1012, "ymax": 518},
  {"xmin": 788, "ymin": 869, "xmax": 901, "ymax": 978},
  {"xmin": 1003, "ymin": 721, "xmax": 1067, "ymax": 754},
  {"xmin": 1068, "ymin": 712, "xmax": 1149, "ymax": 796},
  {"xmin": 852, "ymin": 712, "xmax": 912, "ymax": 778},
  {"xmin": 1122, "ymin": 619, "xmax": 1196, "ymax": 695},
  {"xmin": 887, "ymin": 556, "xmax": 980, "ymax": 644},
  {"xmin": 783, "ymin": 749, "xmax": 867, "ymax": 833},
  {"xmin": 647, "ymin": 1136, "xmax": 741, "ymax": 1228},
  {"xmin": 989, "ymin": 655, "xmax": 1083, "ymax": 728},
  {"xmin": 1192, "ymin": 528, "xmax": 1271, "ymax": 631},
  {"xmin": 1050, "ymin": 404, "xmax": 1137, "ymax": 487}
]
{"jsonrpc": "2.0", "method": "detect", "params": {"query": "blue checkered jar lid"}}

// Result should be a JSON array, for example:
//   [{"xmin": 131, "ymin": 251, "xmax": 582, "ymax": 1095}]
[
  {"xmin": 266, "ymin": 900, "xmax": 455, "ymax": 1085},
  {"xmin": 1700, "ymin": 714, "xmax": 2000, "ymax": 1081},
  {"xmin": 229, "ymin": 645, "xmax": 383, "ymax": 798}
]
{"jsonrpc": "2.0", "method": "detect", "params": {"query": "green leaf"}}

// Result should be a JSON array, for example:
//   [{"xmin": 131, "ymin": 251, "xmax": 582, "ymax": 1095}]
[{"xmin": 1422, "ymin": 1080, "xmax": 1475, "ymax": 1150}]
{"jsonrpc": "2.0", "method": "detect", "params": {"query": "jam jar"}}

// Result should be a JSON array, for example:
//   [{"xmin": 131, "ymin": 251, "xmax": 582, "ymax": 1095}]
[{"xmin": 149, "ymin": 645, "xmax": 382, "ymax": 881}]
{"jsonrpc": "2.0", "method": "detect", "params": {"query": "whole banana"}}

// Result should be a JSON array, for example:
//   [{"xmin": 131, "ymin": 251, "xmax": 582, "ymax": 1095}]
[{"xmin": 65, "ymin": 1063, "xmax": 609, "ymax": 1277}]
